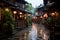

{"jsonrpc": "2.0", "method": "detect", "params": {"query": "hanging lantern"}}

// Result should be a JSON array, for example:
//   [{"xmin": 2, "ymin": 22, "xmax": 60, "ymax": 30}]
[
  {"xmin": 28, "ymin": 13, "xmax": 31, "ymax": 16},
  {"xmin": 43, "ymin": 13, "xmax": 48, "ymax": 18},
  {"xmin": 20, "ymin": 15, "xmax": 22, "ymax": 18},
  {"xmin": 13, "ymin": 11, "xmax": 17, "ymax": 14},
  {"xmin": 5, "ymin": 8, "xmax": 9, "ymax": 12},
  {"xmin": 40, "ymin": 16, "xmax": 43, "ymax": 18},
  {"xmin": 51, "ymin": 13, "xmax": 55, "ymax": 16},
  {"xmin": 19, "ymin": 12, "xmax": 22, "ymax": 14}
]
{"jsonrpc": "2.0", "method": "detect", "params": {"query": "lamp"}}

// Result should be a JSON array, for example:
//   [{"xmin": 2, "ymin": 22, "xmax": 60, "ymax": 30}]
[
  {"xmin": 19, "ymin": 12, "xmax": 22, "ymax": 14},
  {"xmin": 43, "ymin": 13, "xmax": 48, "ymax": 18},
  {"xmin": 28, "ymin": 14, "xmax": 31, "ymax": 16},
  {"xmin": 51, "ymin": 13, "xmax": 55, "ymax": 16},
  {"xmin": 13, "ymin": 11, "xmax": 17, "ymax": 14},
  {"xmin": 5, "ymin": 8, "xmax": 9, "ymax": 12}
]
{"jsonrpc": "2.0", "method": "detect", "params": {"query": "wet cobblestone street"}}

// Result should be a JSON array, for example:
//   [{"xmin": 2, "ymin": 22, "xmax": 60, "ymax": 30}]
[{"xmin": 7, "ymin": 23, "xmax": 49, "ymax": 40}]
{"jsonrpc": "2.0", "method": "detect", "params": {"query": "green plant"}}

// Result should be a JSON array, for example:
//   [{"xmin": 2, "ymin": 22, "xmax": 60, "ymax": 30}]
[{"xmin": 2, "ymin": 8, "xmax": 14, "ymax": 32}]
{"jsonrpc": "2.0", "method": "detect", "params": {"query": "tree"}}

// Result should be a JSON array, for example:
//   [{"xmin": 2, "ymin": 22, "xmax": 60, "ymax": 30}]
[
  {"xmin": 25, "ymin": 3, "xmax": 33, "ymax": 12},
  {"xmin": 25, "ymin": 3, "xmax": 33, "ymax": 25}
]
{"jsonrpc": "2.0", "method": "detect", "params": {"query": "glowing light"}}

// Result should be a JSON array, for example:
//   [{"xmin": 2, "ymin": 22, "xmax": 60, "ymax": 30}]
[
  {"xmin": 40, "ymin": 16, "xmax": 43, "ymax": 18},
  {"xmin": 20, "ymin": 15, "xmax": 22, "ymax": 18},
  {"xmin": 43, "ymin": 34, "xmax": 47, "ymax": 40},
  {"xmin": 5, "ymin": 8, "xmax": 9, "ymax": 12},
  {"xmin": 13, "ymin": 11, "xmax": 17, "ymax": 14},
  {"xmin": 55, "ymin": 12, "xmax": 57, "ymax": 13},
  {"xmin": 43, "ymin": 13, "xmax": 48, "ymax": 18},
  {"xmin": 25, "ymin": 17, "xmax": 26, "ymax": 19},
  {"xmin": 55, "ymin": 12, "xmax": 59, "ymax": 16},
  {"xmin": 33, "ymin": 16, "xmax": 37, "ymax": 19},
  {"xmin": 28, "ymin": 14, "xmax": 31, "ymax": 16},
  {"xmin": 35, "ymin": 12, "xmax": 38, "ymax": 15},
  {"xmin": 48, "ymin": 1, "xmax": 50, "ymax": 4},
  {"xmin": 51, "ymin": 13, "xmax": 55, "ymax": 16},
  {"xmin": 19, "ymin": 12, "xmax": 22, "ymax": 14}
]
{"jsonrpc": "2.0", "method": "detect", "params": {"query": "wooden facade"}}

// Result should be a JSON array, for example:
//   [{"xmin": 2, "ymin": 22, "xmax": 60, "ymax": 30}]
[{"xmin": 0, "ymin": 0, "xmax": 31, "ymax": 29}]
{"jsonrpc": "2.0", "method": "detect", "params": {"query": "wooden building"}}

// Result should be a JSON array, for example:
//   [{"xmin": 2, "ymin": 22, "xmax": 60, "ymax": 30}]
[{"xmin": 0, "ymin": 0, "xmax": 31, "ymax": 29}]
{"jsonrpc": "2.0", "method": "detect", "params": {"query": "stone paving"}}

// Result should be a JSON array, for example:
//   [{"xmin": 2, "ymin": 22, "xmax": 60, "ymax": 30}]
[{"xmin": 4, "ymin": 23, "xmax": 49, "ymax": 40}]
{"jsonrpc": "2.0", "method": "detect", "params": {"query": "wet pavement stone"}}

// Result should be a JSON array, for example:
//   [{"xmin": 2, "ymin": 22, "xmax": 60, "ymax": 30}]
[{"xmin": 1, "ymin": 23, "xmax": 49, "ymax": 40}]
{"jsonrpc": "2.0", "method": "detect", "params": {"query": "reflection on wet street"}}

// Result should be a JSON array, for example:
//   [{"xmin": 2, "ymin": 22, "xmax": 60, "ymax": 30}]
[{"xmin": 8, "ymin": 23, "xmax": 49, "ymax": 40}]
